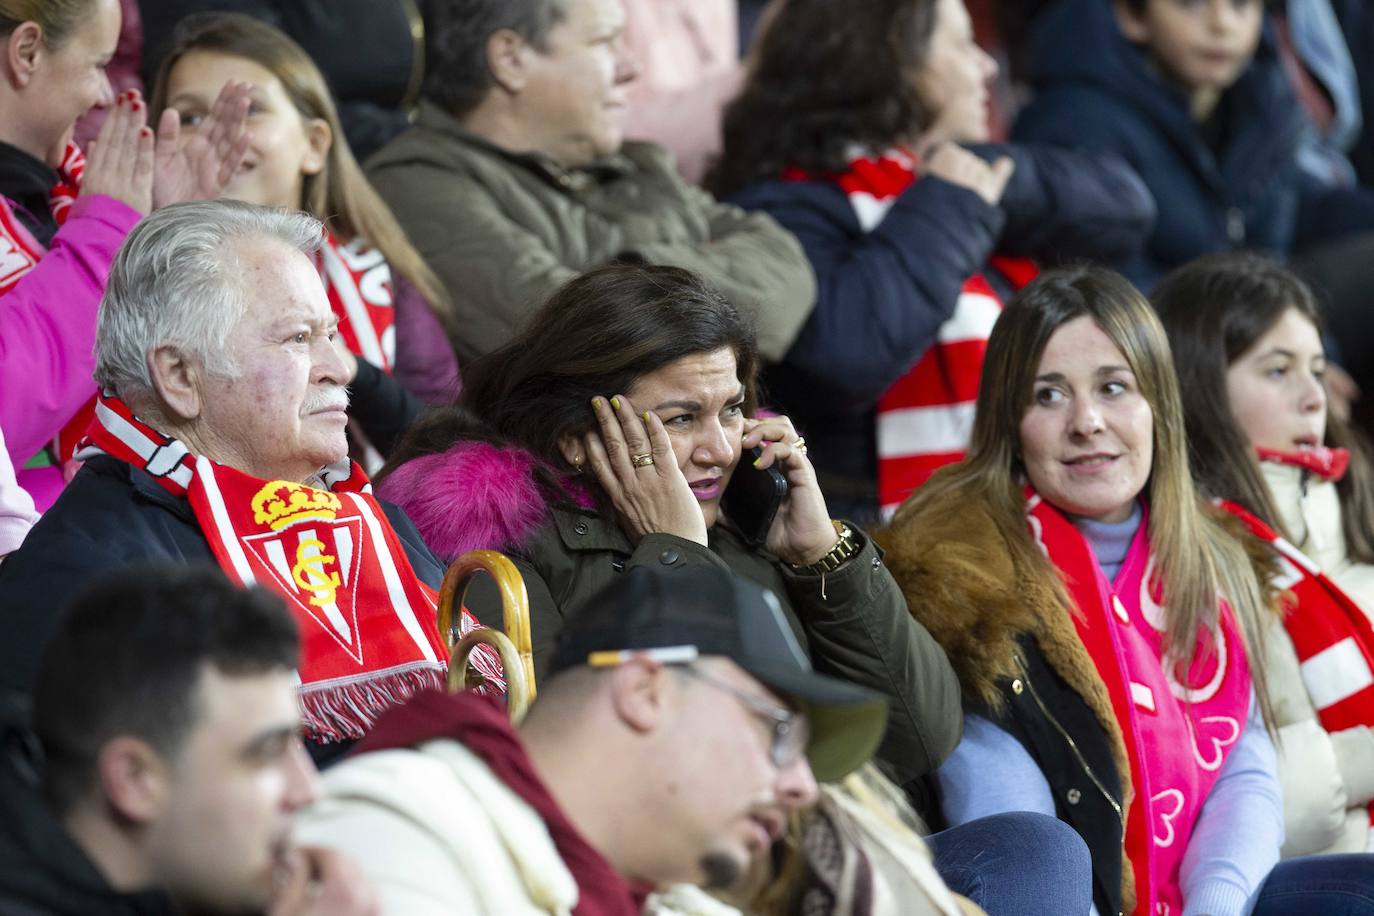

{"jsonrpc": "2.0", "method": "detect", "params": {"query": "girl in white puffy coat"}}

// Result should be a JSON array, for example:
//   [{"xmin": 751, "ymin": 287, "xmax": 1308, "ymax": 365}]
[{"xmin": 1157, "ymin": 251, "xmax": 1374, "ymax": 858}]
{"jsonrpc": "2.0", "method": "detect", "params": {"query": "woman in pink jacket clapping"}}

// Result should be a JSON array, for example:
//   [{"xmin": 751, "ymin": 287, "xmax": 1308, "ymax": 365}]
[{"xmin": 0, "ymin": 0, "xmax": 249, "ymax": 510}]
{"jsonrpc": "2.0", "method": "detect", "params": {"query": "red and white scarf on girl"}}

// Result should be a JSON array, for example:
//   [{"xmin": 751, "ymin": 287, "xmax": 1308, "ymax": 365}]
[
  {"xmin": 75, "ymin": 391, "xmax": 505, "ymax": 743},
  {"xmin": 1236, "ymin": 447, "xmax": 1374, "ymax": 850},
  {"xmin": 0, "ymin": 143, "xmax": 84, "ymax": 293},
  {"xmin": 786, "ymin": 148, "xmax": 1037, "ymax": 515},
  {"xmin": 1257, "ymin": 444, "xmax": 1350, "ymax": 482},
  {"xmin": 316, "ymin": 231, "xmax": 397, "ymax": 373},
  {"xmin": 1026, "ymin": 493, "xmax": 1252, "ymax": 915},
  {"xmin": 51, "ymin": 229, "xmax": 401, "ymax": 472}
]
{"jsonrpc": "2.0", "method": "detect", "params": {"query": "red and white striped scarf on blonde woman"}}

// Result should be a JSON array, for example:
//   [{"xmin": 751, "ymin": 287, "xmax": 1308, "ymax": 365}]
[{"xmin": 76, "ymin": 391, "xmax": 504, "ymax": 743}]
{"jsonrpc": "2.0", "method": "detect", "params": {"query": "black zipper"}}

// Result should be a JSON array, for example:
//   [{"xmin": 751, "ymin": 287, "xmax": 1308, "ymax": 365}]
[{"xmin": 1016, "ymin": 652, "xmax": 1125, "ymax": 831}]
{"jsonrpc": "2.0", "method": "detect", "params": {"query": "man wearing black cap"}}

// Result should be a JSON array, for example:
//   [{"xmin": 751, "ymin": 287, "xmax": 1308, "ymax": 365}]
[{"xmin": 295, "ymin": 565, "xmax": 889, "ymax": 913}]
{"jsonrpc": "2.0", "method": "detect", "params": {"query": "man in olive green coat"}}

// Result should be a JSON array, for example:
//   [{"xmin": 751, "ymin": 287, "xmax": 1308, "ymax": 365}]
[{"xmin": 365, "ymin": 0, "xmax": 817, "ymax": 365}]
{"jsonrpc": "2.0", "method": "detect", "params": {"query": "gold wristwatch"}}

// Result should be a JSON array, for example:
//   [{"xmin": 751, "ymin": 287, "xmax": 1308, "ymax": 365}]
[{"xmin": 793, "ymin": 520, "xmax": 860, "ymax": 574}]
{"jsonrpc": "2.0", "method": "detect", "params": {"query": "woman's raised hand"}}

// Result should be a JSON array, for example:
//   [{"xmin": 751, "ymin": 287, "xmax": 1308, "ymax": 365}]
[
  {"xmin": 923, "ymin": 141, "xmax": 1014, "ymax": 207},
  {"xmin": 743, "ymin": 416, "xmax": 840, "ymax": 567},
  {"xmin": 151, "ymin": 80, "xmax": 253, "ymax": 210},
  {"xmin": 583, "ymin": 395, "xmax": 708, "ymax": 547},
  {"xmin": 80, "ymin": 91, "xmax": 155, "ymax": 215}
]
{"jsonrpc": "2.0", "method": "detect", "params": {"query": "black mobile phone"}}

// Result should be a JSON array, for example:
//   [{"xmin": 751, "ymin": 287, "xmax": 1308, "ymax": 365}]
[{"xmin": 723, "ymin": 446, "xmax": 789, "ymax": 546}]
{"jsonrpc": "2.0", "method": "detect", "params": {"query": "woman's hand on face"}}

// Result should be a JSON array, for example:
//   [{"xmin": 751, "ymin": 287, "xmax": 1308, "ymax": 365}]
[
  {"xmin": 744, "ymin": 416, "xmax": 840, "ymax": 567},
  {"xmin": 583, "ymin": 395, "xmax": 708, "ymax": 547},
  {"xmin": 922, "ymin": 142, "xmax": 1014, "ymax": 207},
  {"xmin": 150, "ymin": 80, "xmax": 253, "ymax": 211},
  {"xmin": 80, "ymin": 91, "xmax": 155, "ymax": 215}
]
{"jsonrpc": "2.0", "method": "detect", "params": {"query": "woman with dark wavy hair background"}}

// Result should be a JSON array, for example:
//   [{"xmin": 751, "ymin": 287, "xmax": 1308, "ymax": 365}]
[{"xmin": 709, "ymin": 0, "xmax": 1155, "ymax": 522}]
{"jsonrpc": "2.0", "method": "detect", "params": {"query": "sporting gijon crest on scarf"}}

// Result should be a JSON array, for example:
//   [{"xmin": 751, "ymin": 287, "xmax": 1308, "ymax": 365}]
[
  {"xmin": 786, "ymin": 148, "xmax": 1037, "ymax": 516},
  {"xmin": 1222, "ymin": 496, "xmax": 1374, "ymax": 851},
  {"xmin": 76, "ymin": 391, "xmax": 506, "ymax": 743},
  {"xmin": 1026, "ymin": 493, "xmax": 1251, "ymax": 915}
]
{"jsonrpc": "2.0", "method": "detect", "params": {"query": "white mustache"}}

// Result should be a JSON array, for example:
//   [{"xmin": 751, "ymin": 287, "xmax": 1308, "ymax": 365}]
[{"xmin": 300, "ymin": 386, "xmax": 350, "ymax": 415}]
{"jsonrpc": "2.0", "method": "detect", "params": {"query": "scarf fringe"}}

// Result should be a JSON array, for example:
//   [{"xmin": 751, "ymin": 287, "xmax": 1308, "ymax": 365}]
[{"xmin": 301, "ymin": 664, "xmax": 447, "ymax": 743}]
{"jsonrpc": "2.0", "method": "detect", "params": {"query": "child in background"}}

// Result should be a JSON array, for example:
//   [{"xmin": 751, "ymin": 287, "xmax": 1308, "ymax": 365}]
[
  {"xmin": 1014, "ymin": 0, "xmax": 1291, "ymax": 289},
  {"xmin": 1016, "ymin": 0, "xmax": 1374, "ymax": 412},
  {"xmin": 1155, "ymin": 252, "xmax": 1374, "ymax": 864}
]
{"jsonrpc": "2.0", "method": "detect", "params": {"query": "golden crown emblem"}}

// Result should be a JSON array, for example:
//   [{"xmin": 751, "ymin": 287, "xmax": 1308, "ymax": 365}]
[{"xmin": 251, "ymin": 480, "xmax": 342, "ymax": 531}]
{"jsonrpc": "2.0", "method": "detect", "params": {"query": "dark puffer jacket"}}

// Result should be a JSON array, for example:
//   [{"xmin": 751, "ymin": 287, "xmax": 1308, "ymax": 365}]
[
  {"xmin": 0, "ymin": 718, "xmax": 176, "ymax": 915},
  {"xmin": 1014, "ymin": 0, "xmax": 1309, "ymax": 290},
  {"xmin": 725, "ymin": 143, "xmax": 1153, "ymax": 517}
]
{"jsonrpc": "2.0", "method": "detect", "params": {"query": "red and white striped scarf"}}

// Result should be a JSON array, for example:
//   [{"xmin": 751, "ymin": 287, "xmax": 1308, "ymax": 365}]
[
  {"xmin": 75, "ymin": 391, "xmax": 504, "ymax": 743},
  {"xmin": 0, "ymin": 195, "xmax": 42, "ymax": 292},
  {"xmin": 793, "ymin": 148, "xmax": 1036, "ymax": 515},
  {"xmin": 1257, "ymin": 445, "xmax": 1350, "ymax": 482},
  {"xmin": 47, "ymin": 143, "xmax": 84, "ymax": 226},
  {"xmin": 316, "ymin": 232, "xmax": 397, "ymax": 373},
  {"xmin": 0, "ymin": 143, "xmax": 84, "ymax": 295},
  {"xmin": 1229, "ymin": 450, "xmax": 1374, "ymax": 850}
]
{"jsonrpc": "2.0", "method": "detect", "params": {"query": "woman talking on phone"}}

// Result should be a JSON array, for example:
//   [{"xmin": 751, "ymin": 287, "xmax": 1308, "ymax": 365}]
[{"xmin": 376, "ymin": 263, "xmax": 961, "ymax": 786}]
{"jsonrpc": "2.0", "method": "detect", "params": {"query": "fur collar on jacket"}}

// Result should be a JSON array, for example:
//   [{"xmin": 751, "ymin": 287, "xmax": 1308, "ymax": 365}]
[
  {"xmin": 378, "ymin": 441, "xmax": 565, "ymax": 563},
  {"xmin": 877, "ymin": 497, "xmax": 1141, "ymax": 911},
  {"xmin": 875, "ymin": 496, "xmax": 1132, "ymax": 800}
]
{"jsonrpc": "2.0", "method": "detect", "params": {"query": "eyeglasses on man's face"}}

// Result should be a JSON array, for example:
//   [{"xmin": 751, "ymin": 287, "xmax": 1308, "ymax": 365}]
[{"xmin": 677, "ymin": 665, "xmax": 810, "ymax": 769}]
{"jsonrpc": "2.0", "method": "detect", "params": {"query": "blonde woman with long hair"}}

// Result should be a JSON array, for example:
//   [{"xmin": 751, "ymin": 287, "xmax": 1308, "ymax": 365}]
[{"xmin": 879, "ymin": 265, "xmax": 1373, "ymax": 916}]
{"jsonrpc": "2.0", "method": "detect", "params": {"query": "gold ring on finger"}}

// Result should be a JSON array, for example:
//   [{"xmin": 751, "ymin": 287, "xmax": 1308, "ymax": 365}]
[
  {"xmin": 791, "ymin": 436, "xmax": 807, "ymax": 456},
  {"xmin": 631, "ymin": 453, "xmax": 655, "ymax": 468}
]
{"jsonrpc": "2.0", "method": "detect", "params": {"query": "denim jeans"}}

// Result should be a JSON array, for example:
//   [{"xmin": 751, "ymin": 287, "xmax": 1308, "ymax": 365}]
[
  {"xmin": 928, "ymin": 811, "xmax": 1094, "ymax": 916},
  {"xmin": 1251, "ymin": 854, "xmax": 1374, "ymax": 916}
]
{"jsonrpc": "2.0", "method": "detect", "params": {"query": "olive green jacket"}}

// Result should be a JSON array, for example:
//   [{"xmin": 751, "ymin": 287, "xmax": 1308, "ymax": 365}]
[
  {"xmin": 497, "ymin": 505, "xmax": 963, "ymax": 785},
  {"xmin": 366, "ymin": 102, "xmax": 817, "ymax": 364}
]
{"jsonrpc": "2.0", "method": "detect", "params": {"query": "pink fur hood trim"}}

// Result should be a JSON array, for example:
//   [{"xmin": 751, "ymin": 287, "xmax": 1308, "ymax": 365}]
[{"xmin": 378, "ymin": 441, "xmax": 556, "ymax": 562}]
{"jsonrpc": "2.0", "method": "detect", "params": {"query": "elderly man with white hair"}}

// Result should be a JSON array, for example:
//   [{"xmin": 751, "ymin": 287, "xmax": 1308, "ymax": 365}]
[{"xmin": 0, "ymin": 200, "xmax": 497, "ymax": 761}]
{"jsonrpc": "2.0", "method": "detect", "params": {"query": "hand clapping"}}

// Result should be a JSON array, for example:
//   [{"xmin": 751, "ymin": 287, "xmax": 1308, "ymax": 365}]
[
  {"xmin": 270, "ymin": 846, "xmax": 378, "ymax": 916},
  {"xmin": 78, "ymin": 84, "xmax": 252, "ymax": 216},
  {"xmin": 79, "ymin": 91, "xmax": 155, "ymax": 214},
  {"xmin": 151, "ymin": 80, "xmax": 253, "ymax": 210}
]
